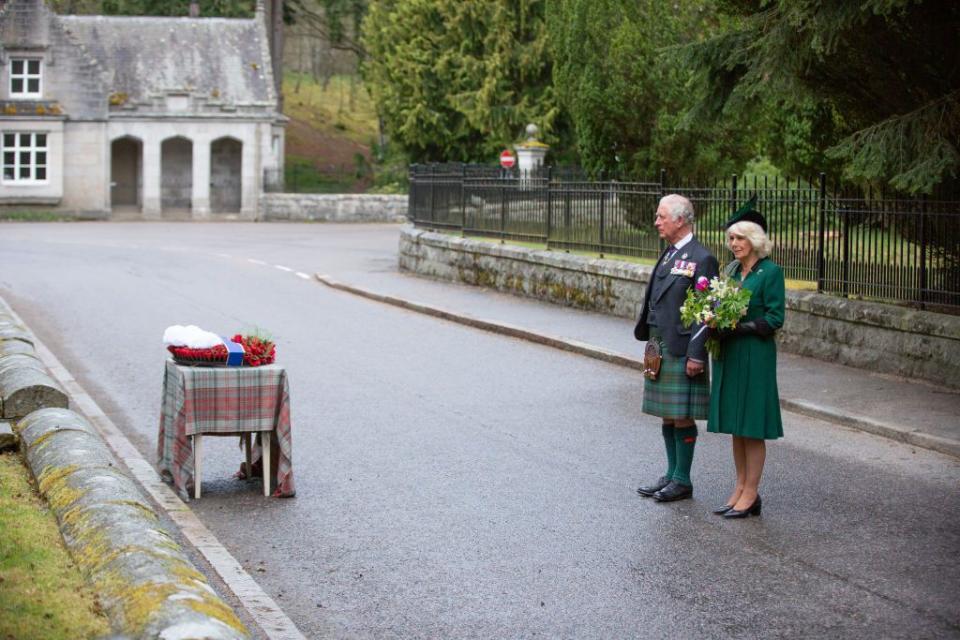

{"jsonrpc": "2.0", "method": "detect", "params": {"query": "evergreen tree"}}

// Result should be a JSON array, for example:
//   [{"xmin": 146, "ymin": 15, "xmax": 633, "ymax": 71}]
[
  {"xmin": 683, "ymin": 0, "xmax": 960, "ymax": 193},
  {"xmin": 360, "ymin": 0, "xmax": 560, "ymax": 163},
  {"xmin": 547, "ymin": 0, "xmax": 757, "ymax": 180}
]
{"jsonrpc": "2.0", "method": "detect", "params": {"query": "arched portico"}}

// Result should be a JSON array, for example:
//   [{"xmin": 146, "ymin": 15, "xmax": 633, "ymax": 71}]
[
  {"xmin": 210, "ymin": 137, "xmax": 242, "ymax": 213},
  {"xmin": 161, "ymin": 136, "xmax": 193, "ymax": 214},
  {"xmin": 110, "ymin": 136, "xmax": 142, "ymax": 212}
]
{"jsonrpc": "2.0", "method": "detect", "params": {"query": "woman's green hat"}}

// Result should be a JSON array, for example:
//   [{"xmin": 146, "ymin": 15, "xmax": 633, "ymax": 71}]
[{"xmin": 725, "ymin": 194, "xmax": 767, "ymax": 232}]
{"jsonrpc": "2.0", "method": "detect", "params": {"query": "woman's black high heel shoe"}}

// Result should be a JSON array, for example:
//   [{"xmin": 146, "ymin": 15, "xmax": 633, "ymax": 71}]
[
  {"xmin": 723, "ymin": 495, "xmax": 762, "ymax": 518},
  {"xmin": 712, "ymin": 504, "xmax": 734, "ymax": 515}
]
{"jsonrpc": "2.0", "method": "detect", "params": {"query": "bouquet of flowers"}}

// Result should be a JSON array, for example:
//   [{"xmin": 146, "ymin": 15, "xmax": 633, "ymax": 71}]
[
  {"xmin": 679, "ymin": 275, "xmax": 752, "ymax": 358},
  {"xmin": 163, "ymin": 325, "xmax": 276, "ymax": 367}
]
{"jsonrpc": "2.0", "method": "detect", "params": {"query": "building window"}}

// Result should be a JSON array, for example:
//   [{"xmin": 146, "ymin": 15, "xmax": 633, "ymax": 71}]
[
  {"xmin": 9, "ymin": 58, "xmax": 42, "ymax": 98},
  {"xmin": 2, "ymin": 132, "xmax": 48, "ymax": 183}
]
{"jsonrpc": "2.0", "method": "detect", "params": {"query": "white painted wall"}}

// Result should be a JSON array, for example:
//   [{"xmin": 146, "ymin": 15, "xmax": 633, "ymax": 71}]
[{"xmin": 62, "ymin": 121, "xmax": 109, "ymax": 212}]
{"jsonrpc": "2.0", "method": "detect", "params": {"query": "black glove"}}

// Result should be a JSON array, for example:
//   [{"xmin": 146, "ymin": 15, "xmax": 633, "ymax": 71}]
[
  {"xmin": 733, "ymin": 319, "xmax": 774, "ymax": 337},
  {"xmin": 713, "ymin": 326, "xmax": 735, "ymax": 341}
]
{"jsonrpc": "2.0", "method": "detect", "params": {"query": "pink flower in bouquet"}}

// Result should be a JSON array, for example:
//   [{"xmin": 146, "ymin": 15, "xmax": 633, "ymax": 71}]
[{"xmin": 695, "ymin": 276, "xmax": 710, "ymax": 292}]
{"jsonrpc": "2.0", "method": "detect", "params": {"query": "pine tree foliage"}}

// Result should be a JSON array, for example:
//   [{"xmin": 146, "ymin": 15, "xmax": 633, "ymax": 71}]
[
  {"xmin": 547, "ymin": 0, "xmax": 757, "ymax": 180},
  {"xmin": 359, "ymin": 0, "xmax": 559, "ymax": 163},
  {"xmin": 684, "ymin": 0, "xmax": 960, "ymax": 193}
]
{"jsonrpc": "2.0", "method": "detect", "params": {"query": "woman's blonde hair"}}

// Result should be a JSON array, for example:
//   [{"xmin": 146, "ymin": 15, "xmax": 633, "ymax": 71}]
[{"xmin": 727, "ymin": 220, "xmax": 773, "ymax": 258}]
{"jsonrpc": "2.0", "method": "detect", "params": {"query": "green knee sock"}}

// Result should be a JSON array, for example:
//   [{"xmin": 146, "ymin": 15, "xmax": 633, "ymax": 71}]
[
  {"xmin": 672, "ymin": 424, "xmax": 698, "ymax": 486},
  {"xmin": 662, "ymin": 423, "xmax": 677, "ymax": 479}
]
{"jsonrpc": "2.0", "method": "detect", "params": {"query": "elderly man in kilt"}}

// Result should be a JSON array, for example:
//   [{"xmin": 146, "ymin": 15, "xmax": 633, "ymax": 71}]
[{"xmin": 634, "ymin": 194, "xmax": 719, "ymax": 502}]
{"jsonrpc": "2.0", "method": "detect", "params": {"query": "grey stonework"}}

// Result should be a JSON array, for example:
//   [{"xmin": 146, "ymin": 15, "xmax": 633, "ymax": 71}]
[
  {"xmin": 261, "ymin": 193, "xmax": 408, "ymax": 222},
  {"xmin": 399, "ymin": 227, "xmax": 960, "ymax": 390},
  {"xmin": 18, "ymin": 408, "xmax": 250, "ymax": 639},
  {"xmin": 0, "ymin": 0, "xmax": 283, "ymax": 217}
]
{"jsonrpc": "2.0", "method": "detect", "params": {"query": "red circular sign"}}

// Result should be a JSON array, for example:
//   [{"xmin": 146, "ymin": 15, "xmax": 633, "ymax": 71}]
[{"xmin": 499, "ymin": 149, "xmax": 516, "ymax": 169}]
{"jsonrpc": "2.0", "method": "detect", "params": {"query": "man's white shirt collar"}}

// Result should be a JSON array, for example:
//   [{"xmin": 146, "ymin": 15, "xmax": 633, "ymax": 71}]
[{"xmin": 673, "ymin": 232, "xmax": 694, "ymax": 251}]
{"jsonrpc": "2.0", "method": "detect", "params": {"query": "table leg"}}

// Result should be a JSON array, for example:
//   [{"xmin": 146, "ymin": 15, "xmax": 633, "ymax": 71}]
[
  {"xmin": 262, "ymin": 431, "xmax": 271, "ymax": 497},
  {"xmin": 193, "ymin": 434, "xmax": 202, "ymax": 500},
  {"xmin": 244, "ymin": 433, "xmax": 252, "ymax": 478}
]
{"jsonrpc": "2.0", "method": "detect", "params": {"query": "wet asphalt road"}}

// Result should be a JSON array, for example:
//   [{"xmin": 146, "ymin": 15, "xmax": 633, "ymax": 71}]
[{"xmin": 1, "ymin": 222, "xmax": 958, "ymax": 639}]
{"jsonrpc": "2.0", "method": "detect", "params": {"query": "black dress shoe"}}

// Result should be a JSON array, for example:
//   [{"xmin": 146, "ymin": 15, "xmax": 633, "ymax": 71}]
[
  {"xmin": 712, "ymin": 504, "xmax": 734, "ymax": 515},
  {"xmin": 636, "ymin": 476, "xmax": 671, "ymax": 498},
  {"xmin": 723, "ymin": 495, "xmax": 761, "ymax": 518},
  {"xmin": 652, "ymin": 481, "xmax": 693, "ymax": 502}
]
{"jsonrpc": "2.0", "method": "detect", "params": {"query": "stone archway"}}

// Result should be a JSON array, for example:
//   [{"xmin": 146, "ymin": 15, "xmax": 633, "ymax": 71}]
[
  {"xmin": 210, "ymin": 137, "xmax": 242, "ymax": 213},
  {"xmin": 161, "ymin": 136, "xmax": 193, "ymax": 214},
  {"xmin": 110, "ymin": 136, "xmax": 142, "ymax": 212}
]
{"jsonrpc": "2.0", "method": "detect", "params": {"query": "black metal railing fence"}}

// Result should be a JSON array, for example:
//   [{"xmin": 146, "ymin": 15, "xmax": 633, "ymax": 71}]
[{"xmin": 407, "ymin": 163, "xmax": 960, "ymax": 312}]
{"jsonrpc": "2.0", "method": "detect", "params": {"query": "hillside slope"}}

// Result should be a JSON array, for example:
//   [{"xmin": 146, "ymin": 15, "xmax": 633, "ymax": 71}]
[{"xmin": 282, "ymin": 72, "xmax": 379, "ymax": 192}]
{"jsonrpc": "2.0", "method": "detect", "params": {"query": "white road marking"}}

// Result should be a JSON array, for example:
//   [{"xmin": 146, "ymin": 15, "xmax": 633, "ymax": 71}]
[
  {"xmin": 215, "ymin": 252, "xmax": 232, "ymax": 259},
  {"xmin": 247, "ymin": 258, "xmax": 267, "ymax": 266},
  {"xmin": 274, "ymin": 265, "xmax": 293, "ymax": 272},
  {"xmin": 295, "ymin": 272, "xmax": 311, "ymax": 280}
]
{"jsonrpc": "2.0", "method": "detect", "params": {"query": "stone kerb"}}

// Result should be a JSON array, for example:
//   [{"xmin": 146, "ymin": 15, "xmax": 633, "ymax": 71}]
[
  {"xmin": 398, "ymin": 226, "xmax": 960, "ymax": 390},
  {"xmin": 18, "ymin": 408, "xmax": 250, "ymax": 640},
  {"xmin": 0, "ymin": 310, "xmax": 68, "ymax": 418},
  {"xmin": 1, "ymin": 295, "xmax": 251, "ymax": 638},
  {"xmin": 261, "ymin": 193, "xmax": 408, "ymax": 223}
]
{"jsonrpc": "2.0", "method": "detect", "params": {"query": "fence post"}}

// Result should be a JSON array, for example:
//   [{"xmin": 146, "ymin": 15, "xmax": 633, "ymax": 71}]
[
  {"xmin": 500, "ymin": 175, "xmax": 507, "ymax": 243},
  {"xmin": 659, "ymin": 168, "xmax": 666, "ymax": 199},
  {"xmin": 598, "ymin": 170, "xmax": 606, "ymax": 257},
  {"xmin": 841, "ymin": 204, "xmax": 850, "ymax": 298},
  {"xmin": 408, "ymin": 164, "xmax": 417, "ymax": 223},
  {"xmin": 731, "ymin": 174, "xmax": 738, "ymax": 212},
  {"xmin": 546, "ymin": 166, "xmax": 553, "ymax": 249},
  {"xmin": 460, "ymin": 164, "xmax": 467, "ymax": 237},
  {"xmin": 428, "ymin": 164, "xmax": 436, "ymax": 225},
  {"xmin": 817, "ymin": 172, "xmax": 826, "ymax": 293},
  {"xmin": 919, "ymin": 195, "xmax": 927, "ymax": 309}
]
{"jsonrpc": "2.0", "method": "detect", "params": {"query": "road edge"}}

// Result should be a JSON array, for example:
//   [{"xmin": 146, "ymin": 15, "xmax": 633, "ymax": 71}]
[{"xmin": 2, "ymin": 297, "xmax": 307, "ymax": 640}]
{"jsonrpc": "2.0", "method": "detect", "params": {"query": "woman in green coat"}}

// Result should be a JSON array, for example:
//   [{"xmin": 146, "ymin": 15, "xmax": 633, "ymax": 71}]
[{"xmin": 707, "ymin": 200, "xmax": 785, "ymax": 519}]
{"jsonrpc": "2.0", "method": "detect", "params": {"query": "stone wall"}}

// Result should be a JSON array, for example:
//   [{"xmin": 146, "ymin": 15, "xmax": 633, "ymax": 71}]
[
  {"xmin": 399, "ymin": 227, "xmax": 960, "ymax": 389},
  {"xmin": 261, "ymin": 193, "xmax": 408, "ymax": 222}
]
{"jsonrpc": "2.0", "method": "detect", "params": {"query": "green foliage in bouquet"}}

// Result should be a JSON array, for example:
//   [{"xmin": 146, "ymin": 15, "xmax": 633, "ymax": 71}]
[{"xmin": 680, "ymin": 275, "xmax": 752, "ymax": 358}]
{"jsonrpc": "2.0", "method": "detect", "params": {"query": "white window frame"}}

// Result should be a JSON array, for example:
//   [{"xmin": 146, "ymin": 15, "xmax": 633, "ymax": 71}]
[
  {"xmin": 2, "ymin": 132, "xmax": 49, "ymax": 184},
  {"xmin": 9, "ymin": 58, "xmax": 42, "ymax": 98}
]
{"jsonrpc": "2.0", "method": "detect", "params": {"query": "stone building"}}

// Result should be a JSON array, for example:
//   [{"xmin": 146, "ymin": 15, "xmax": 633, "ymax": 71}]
[{"xmin": 0, "ymin": 0, "xmax": 284, "ymax": 218}]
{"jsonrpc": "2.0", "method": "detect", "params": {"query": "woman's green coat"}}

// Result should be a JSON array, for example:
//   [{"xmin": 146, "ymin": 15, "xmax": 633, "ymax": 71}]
[{"xmin": 707, "ymin": 258, "xmax": 785, "ymax": 439}]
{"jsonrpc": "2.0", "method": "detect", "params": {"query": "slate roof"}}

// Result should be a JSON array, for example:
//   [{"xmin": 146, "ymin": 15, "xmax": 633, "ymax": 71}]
[{"xmin": 57, "ymin": 14, "xmax": 276, "ymax": 109}]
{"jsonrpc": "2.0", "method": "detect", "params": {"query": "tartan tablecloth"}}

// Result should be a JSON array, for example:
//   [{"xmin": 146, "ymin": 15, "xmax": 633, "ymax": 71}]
[{"xmin": 157, "ymin": 359, "xmax": 295, "ymax": 500}]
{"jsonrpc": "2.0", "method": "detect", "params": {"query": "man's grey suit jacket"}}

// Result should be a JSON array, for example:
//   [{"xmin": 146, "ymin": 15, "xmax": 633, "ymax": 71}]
[{"xmin": 633, "ymin": 237, "xmax": 719, "ymax": 361}]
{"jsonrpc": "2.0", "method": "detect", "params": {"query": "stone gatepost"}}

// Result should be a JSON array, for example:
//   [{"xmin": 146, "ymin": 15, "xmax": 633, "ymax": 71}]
[{"xmin": 516, "ymin": 123, "xmax": 549, "ymax": 178}]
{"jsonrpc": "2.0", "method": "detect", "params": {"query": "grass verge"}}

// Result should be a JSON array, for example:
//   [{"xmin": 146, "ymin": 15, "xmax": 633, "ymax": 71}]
[
  {"xmin": 0, "ymin": 449, "xmax": 110, "ymax": 640},
  {"xmin": 0, "ymin": 210, "xmax": 67, "ymax": 222}
]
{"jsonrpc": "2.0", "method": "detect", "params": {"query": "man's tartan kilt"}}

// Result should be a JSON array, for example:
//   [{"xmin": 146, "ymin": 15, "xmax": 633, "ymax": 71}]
[{"xmin": 642, "ymin": 333, "xmax": 710, "ymax": 420}]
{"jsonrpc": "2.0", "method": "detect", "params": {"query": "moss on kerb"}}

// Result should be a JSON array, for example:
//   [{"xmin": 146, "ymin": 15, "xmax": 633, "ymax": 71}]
[
  {"xmin": 187, "ymin": 595, "xmax": 248, "ymax": 635},
  {"xmin": 120, "ymin": 582, "xmax": 180, "ymax": 633},
  {"xmin": 106, "ymin": 499, "xmax": 159, "ymax": 521},
  {"xmin": 29, "ymin": 426, "xmax": 84, "ymax": 450},
  {"xmin": 37, "ymin": 463, "xmax": 80, "ymax": 496},
  {"xmin": 64, "ymin": 529, "xmax": 248, "ymax": 636}
]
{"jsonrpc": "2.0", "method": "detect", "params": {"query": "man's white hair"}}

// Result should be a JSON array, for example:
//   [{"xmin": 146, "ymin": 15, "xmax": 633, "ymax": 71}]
[
  {"xmin": 727, "ymin": 221, "xmax": 773, "ymax": 258},
  {"xmin": 658, "ymin": 194, "xmax": 695, "ymax": 225}
]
